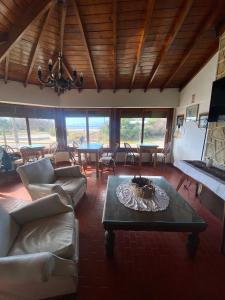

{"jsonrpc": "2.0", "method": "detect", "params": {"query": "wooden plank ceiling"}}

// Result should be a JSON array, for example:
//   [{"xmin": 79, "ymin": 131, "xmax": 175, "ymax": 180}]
[{"xmin": 0, "ymin": 0, "xmax": 225, "ymax": 92}]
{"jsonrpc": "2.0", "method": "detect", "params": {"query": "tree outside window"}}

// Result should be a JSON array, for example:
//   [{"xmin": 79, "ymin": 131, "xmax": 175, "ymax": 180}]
[
  {"xmin": 0, "ymin": 117, "xmax": 28, "ymax": 149},
  {"xmin": 143, "ymin": 118, "xmax": 167, "ymax": 147},
  {"xmin": 120, "ymin": 118, "xmax": 142, "ymax": 147},
  {"xmin": 29, "ymin": 118, "xmax": 56, "ymax": 146}
]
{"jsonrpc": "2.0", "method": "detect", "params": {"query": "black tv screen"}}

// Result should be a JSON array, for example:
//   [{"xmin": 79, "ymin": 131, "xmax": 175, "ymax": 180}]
[{"xmin": 208, "ymin": 76, "xmax": 225, "ymax": 122}]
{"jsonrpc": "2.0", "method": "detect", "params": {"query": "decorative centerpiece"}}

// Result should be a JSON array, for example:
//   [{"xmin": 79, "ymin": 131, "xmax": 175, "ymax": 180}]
[
  {"xmin": 131, "ymin": 176, "xmax": 155, "ymax": 199},
  {"xmin": 116, "ymin": 177, "xmax": 170, "ymax": 212}
]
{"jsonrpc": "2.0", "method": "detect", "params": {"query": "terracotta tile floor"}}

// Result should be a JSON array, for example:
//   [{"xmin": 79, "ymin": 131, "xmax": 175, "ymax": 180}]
[{"xmin": 1, "ymin": 164, "xmax": 225, "ymax": 300}]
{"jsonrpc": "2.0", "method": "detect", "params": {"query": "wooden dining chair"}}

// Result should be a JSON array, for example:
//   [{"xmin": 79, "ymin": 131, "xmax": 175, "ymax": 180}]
[
  {"xmin": 157, "ymin": 142, "xmax": 172, "ymax": 164},
  {"xmin": 20, "ymin": 147, "xmax": 40, "ymax": 164},
  {"xmin": 44, "ymin": 142, "xmax": 58, "ymax": 162},
  {"xmin": 124, "ymin": 142, "xmax": 140, "ymax": 165},
  {"xmin": 99, "ymin": 143, "xmax": 119, "ymax": 175},
  {"xmin": 70, "ymin": 141, "xmax": 87, "ymax": 174}
]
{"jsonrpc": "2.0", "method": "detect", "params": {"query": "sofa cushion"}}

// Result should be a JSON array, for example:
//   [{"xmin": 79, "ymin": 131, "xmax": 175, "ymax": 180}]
[
  {"xmin": 55, "ymin": 177, "xmax": 86, "ymax": 196},
  {"xmin": 0, "ymin": 205, "xmax": 19, "ymax": 257},
  {"xmin": 17, "ymin": 158, "xmax": 55, "ymax": 185},
  {"xmin": 8, "ymin": 212, "xmax": 76, "ymax": 259}
]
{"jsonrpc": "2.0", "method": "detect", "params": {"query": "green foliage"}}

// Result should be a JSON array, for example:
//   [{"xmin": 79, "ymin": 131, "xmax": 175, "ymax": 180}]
[
  {"xmin": 0, "ymin": 118, "xmax": 11, "ymax": 133},
  {"xmin": 120, "ymin": 118, "xmax": 167, "ymax": 144}
]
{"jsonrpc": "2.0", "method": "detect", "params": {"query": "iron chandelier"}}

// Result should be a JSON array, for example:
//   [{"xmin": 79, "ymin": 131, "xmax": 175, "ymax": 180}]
[{"xmin": 37, "ymin": 51, "xmax": 83, "ymax": 95}]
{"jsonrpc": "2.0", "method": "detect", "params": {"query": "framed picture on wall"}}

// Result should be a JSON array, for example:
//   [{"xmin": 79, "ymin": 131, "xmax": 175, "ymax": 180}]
[
  {"xmin": 176, "ymin": 114, "xmax": 184, "ymax": 128},
  {"xmin": 198, "ymin": 113, "xmax": 208, "ymax": 128},
  {"xmin": 186, "ymin": 104, "xmax": 199, "ymax": 121}
]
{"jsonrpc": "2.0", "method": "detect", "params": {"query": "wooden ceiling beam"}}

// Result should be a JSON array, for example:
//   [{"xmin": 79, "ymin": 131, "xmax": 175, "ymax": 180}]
[
  {"xmin": 160, "ymin": 0, "xmax": 224, "ymax": 91},
  {"xmin": 4, "ymin": 54, "xmax": 9, "ymax": 84},
  {"xmin": 25, "ymin": 4, "xmax": 55, "ymax": 86},
  {"xmin": 144, "ymin": 0, "xmax": 193, "ymax": 92},
  {"xmin": 216, "ymin": 18, "xmax": 225, "ymax": 37},
  {"xmin": 129, "ymin": 0, "xmax": 155, "ymax": 93},
  {"xmin": 0, "ymin": 0, "xmax": 54, "ymax": 64},
  {"xmin": 179, "ymin": 43, "xmax": 218, "ymax": 91},
  {"xmin": 113, "ymin": 0, "xmax": 117, "ymax": 93},
  {"xmin": 59, "ymin": 0, "xmax": 67, "ymax": 53},
  {"xmin": 62, "ymin": 60, "xmax": 73, "ymax": 81},
  {"xmin": 0, "ymin": 32, "xmax": 8, "ymax": 45},
  {"xmin": 71, "ymin": 0, "xmax": 99, "ymax": 92}
]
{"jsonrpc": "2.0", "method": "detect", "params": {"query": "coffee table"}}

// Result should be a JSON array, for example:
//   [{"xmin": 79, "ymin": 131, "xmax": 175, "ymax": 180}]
[{"xmin": 102, "ymin": 176, "xmax": 207, "ymax": 258}]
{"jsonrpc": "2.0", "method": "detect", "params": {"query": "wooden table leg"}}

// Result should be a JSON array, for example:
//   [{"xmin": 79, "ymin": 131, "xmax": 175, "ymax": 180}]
[
  {"xmin": 186, "ymin": 232, "xmax": 199, "ymax": 258},
  {"xmin": 105, "ymin": 230, "xmax": 115, "ymax": 257},
  {"xmin": 153, "ymin": 151, "xmax": 157, "ymax": 167},
  {"xmin": 78, "ymin": 151, "xmax": 81, "ymax": 165},
  {"xmin": 221, "ymin": 203, "xmax": 225, "ymax": 254},
  {"xmin": 176, "ymin": 175, "xmax": 186, "ymax": 191},
  {"xmin": 96, "ymin": 151, "xmax": 99, "ymax": 178},
  {"xmin": 41, "ymin": 149, "xmax": 44, "ymax": 158},
  {"xmin": 139, "ymin": 150, "xmax": 142, "ymax": 167}
]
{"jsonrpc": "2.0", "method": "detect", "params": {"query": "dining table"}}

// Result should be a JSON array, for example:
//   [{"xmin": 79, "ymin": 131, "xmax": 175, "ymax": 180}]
[
  {"xmin": 138, "ymin": 143, "xmax": 159, "ymax": 167},
  {"xmin": 77, "ymin": 143, "xmax": 103, "ymax": 177}
]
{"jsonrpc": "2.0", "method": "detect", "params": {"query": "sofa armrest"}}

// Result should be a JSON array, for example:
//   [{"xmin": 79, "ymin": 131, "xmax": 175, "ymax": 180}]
[
  {"xmin": 0, "ymin": 252, "xmax": 55, "ymax": 282},
  {"xmin": 11, "ymin": 193, "xmax": 73, "ymax": 225},
  {"xmin": 55, "ymin": 165, "xmax": 85, "ymax": 178}
]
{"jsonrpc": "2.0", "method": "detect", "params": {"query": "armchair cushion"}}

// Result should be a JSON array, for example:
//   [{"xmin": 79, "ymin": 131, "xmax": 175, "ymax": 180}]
[
  {"xmin": 0, "ymin": 252, "xmax": 55, "ymax": 282},
  {"xmin": 9, "ymin": 212, "xmax": 76, "ymax": 259},
  {"xmin": 26, "ymin": 183, "xmax": 72, "ymax": 205},
  {"xmin": 17, "ymin": 158, "xmax": 56, "ymax": 186},
  {"xmin": 55, "ymin": 177, "xmax": 86, "ymax": 197}
]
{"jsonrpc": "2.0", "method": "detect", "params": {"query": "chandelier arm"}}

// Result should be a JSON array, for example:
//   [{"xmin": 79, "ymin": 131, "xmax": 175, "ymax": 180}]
[{"xmin": 38, "ymin": 77, "xmax": 54, "ymax": 85}]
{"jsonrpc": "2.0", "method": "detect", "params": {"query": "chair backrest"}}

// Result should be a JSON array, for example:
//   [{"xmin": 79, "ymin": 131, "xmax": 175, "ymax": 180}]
[
  {"xmin": 20, "ymin": 147, "xmax": 39, "ymax": 163},
  {"xmin": 48, "ymin": 142, "xmax": 58, "ymax": 154},
  {"xmin": 124, "ymin": 142, "xmax": 134, "ymax": 155},
  {"xmin": 0, "ymin": 204, "xmax": 19, "ymax": 257},
  {"xmin": 54, "ymin": 151, "xmax": 71, "ymax": 164},
  {"xmin": 17, "ymin": 157, "xmax": 55, "ymax": 186},
  {"xmin": 72, "ymin": 141, "xmax": 79, "ymax": 148},
  {"xmin": 1, "ymin": 145, "xmax": 15, "ymax": 154}
]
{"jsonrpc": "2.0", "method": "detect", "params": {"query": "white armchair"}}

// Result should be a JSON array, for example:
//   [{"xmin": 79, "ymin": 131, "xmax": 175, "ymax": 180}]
[
  {"xmin": 0, "ymin": 193, "xmax": 79, "ymax": 299},
  {"xmin": 17, "ymin": 157, "xmax": 87, "ymax": 208}
]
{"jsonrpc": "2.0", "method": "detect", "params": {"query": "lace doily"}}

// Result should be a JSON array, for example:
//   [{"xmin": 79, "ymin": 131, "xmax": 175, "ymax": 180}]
[{"xmin": 116, "ymin": 183, "xmax": 169, "ymax": 212}]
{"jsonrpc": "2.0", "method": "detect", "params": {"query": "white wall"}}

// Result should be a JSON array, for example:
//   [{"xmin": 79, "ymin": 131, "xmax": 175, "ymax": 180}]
[
  {"xmin": 0, "ymin": 80, "xmax": 179, "ymax": 108},
  {"xmin": 60, "ymin": 88, "xmax": 179, "ymax": 108},
  {"xmin": 0, "ymin": 80, "xmax": 59, "ymax": 107},
  {"xmin": 173, "ymin": 52, "xmax": 218, "ymax": 161}
]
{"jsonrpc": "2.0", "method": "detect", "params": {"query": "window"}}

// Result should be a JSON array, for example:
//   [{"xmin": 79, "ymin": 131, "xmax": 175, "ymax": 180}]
[
  {"xmin": 89, "ymin": 117, "xmax": 110, "ymax": 147},
  {"xmin": 120, "ymin": 118, "xmax": 142, "ymax": 147},
  {"xmin": 29, "ymin": 118, "xmax": 56, "ymax": 146},
  {"xmin": 66, "ymin": 115, "xmax": 110, "ymax": 147},
  {"xmin": 0, "ymin": 117, "xmax": 28, "ymax": 149},
  {"xmin": 66, "ymin": 117, "xmax": 87, "ymax": 146},
  {"xmin": 120, "ymin": 116, "xmax": 168, "ymax": 148},
  {"xmin": 143, "ymin": 118, "xmax": 167, "ymax": 147}
]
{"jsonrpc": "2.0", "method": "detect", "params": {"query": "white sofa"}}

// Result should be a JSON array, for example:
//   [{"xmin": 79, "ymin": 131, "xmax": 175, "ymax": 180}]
[
  {"xmin": 17, "ymin": 157, "xmax": 87, "ymax": 208},
  {"xmin": 0, "ymin": 193, "xmax": 79, "ymax": 300}
]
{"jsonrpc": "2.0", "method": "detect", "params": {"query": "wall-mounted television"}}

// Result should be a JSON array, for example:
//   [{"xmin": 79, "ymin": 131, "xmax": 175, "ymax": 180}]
[{"xmin": 208, "ymin": 76, "xmax": 225, "ymax": 122}]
